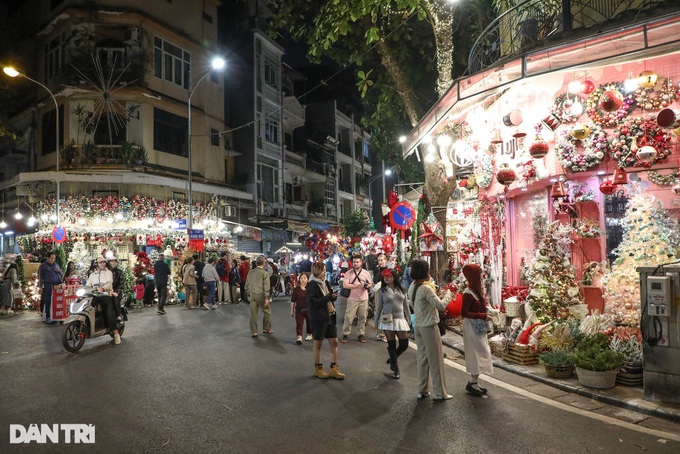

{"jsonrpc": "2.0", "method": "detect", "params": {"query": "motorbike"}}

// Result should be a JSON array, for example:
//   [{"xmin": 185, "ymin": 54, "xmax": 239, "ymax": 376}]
[{"xmin": 61, "ymin": 287, "xmax": 127, "ymax": 353}]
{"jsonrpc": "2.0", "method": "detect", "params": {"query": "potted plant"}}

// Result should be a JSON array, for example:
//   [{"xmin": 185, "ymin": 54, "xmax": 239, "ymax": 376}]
[
  {"xmin": 60, "ymin": 140, "xmax": 77, "ymax": 168},
  {"xmin": 120, "ymin": 142, "xmax": 136, "ymax": 165},
  {"xmin": 569, "ymin": 333, "xmax": 624, "ymax": 389},
  {"xmin": 609, "ymin": 327, "xmax": 643, "ymax": 386},
  {"xmin": 539, "ymin": 350, "xmax": 574, "ymax": 378},
  {"xmin": 135, "ymin": 144, "xmax": 148, "ymax": 165}
]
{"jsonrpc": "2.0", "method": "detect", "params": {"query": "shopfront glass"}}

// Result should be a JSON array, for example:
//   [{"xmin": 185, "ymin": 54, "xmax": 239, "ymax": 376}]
[{"xmin": 510, "ymin": 190, "xmax": 549, "ymax": 286}]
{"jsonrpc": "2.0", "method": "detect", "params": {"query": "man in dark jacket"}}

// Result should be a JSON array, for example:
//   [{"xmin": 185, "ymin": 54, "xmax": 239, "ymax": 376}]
[
  {"xmin": 364, "ymin": 248, "xmax": 377, "ymax": 272},
  {"xmin": 38, "ymin": 252, "xmax": 63, "ymax": 324},
  {"xmin": 108, "ymin": 257, "xmax": 124, "ymax": 317},
  {"xmin": 193, "ymin": 254, "xmax": 205, "ymax": 306},
  {"xmin": 154, "ymin": 254, "xmax": 171, "ymax": 315}
]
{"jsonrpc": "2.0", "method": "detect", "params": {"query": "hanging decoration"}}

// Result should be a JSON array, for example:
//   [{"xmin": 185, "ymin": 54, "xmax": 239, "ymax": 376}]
[
  {"xmin": 496, "ymin": 163, "xmax": 517, "ymax": 185},
  {"xmin": 610, "ymin": 115, "xmax": 673, "ymax": 168},
  {"xmin": 473, "ymin": 154, "xmax": 494, "ymax": 188},
  {"xmin": 550, "ymin": 93, "xmax": 584, "ymax": 123},
  {"xmin": 637, "ymin": 78, "xmax": 678, "ymax": 110},
  {"xmin": 528, "ymin": 124, "xmax": 550, "ymax": 159},
  {"xmin": 587, "ymin": 82, "xmax": 637, "ymax": 127},
  {"xmin": 418, "ymin": 213, "xmax": 444, "ymax": 252},
  {"xmin": 637, "ymin": 70, "xmax": 658, "ymax": 89},
  {"xmin": 600, "ymin": 180, "xmax": 616, "ymax": 195},
  {"xmin": 647, "ymin": 169, "xmax": 680, "ymax": 186},
  {"xmin": 554, "ymin": 123, "xmax": 608, "ymax": 172}
]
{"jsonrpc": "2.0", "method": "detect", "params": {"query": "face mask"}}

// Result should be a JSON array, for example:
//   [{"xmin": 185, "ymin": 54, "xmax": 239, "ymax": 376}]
[{"xmin": 98, "ymin": 263, "xmax": 106, "ymax": 269}]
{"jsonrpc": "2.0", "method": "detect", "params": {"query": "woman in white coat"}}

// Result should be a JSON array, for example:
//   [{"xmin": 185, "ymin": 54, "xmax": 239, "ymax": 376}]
[{"xmin": 461, "ymin": 263, "xmax": 493, "ymax": 396}]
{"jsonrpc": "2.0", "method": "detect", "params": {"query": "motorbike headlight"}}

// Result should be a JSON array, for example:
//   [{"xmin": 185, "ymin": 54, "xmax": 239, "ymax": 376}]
[{"xmin": 75, "ymin": 288, "xmax": 86, "ymax": 297}]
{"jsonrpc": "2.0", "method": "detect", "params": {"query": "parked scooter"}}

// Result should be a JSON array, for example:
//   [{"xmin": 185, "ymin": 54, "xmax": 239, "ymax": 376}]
[{"xmin": 61, "ymin": 287, "xmax": 127, "ymax": 353}]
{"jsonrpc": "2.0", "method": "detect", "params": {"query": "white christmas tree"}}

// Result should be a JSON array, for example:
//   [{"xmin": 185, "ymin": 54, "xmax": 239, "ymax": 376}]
[
  {"xmin": 603, "ymin": 184, "xmax": 678, "ymax": 325},
  {"xmin": 68, "ymin": 241, "xmax": 91, "ymax": 277},
  {"xmin": 525, "ymin": 221, "xmax": 583, "ymax": 323}
]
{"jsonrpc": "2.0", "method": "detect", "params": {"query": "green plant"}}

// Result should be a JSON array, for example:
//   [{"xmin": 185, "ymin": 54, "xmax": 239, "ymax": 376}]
[
  {"xmin": 60, "ymin": 140, "xmax": 77, "ymax": 165},
  {"xmin": 539, "ymin": 350, "xmax": 573, "ymax": 367},
  {"xmin": 52, "ymin": 246, "xmax": 67, "ymax": 275},
  {"xmin": 610, "ymin": 335, "xmax": 643, "ymax": 364},
  {"xmin": 135, "ymin": 145, "xmax": 148, "ymax": 164},
  {"xmin": 81, "ymin": 141, "xmax": 97, "ymax": 165},
  {"xmin": 122, "ymin": 265, "xmax": 136, "ymax": 307},
  {"xmin": 341, "ymin": 209, "xmax": 369, "ymax": 239},
  {"xmin": 538, "ymin": 323, "xmax": 576, "ymax": 352},
  {"xmin": 569, "ymin": 333, "xmax": 623, "ymax": 371},
  {"xmin": 120, "ymin": 142, "xmax": 136, "ymax": 163}
]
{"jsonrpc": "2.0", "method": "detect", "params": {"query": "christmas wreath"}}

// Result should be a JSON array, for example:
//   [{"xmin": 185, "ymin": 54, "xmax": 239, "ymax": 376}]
[
  {"xmin": 551, "ymin": 93, "xmax": 584, "ymax": 123},
  {"xmin": 647, "ymin": 169, "xmax": 679, "ymax": 186},
  {"xmin": 586, "ymin": 82, "xmax": 636, "ymax": 127},
  {"xmin": 473, "ymin": 154, "xmax": 493, "ymax": 188},
  {"xmin": 555, "ymin": 124, "xmax": 608, "ymax": 172},
  {"xmin": 610, "ymin": 116, "xmax": 673, "ymax": 168},
  {"xmin": 634, "ymin": 78, "xmax": 679, "ymax": 110}
]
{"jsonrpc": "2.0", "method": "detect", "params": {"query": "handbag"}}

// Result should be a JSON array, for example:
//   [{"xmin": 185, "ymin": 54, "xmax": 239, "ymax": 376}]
[
  {"xmin": 340, "ymin": 270, "xmax": 361, "ymax": 298},
  {"xmin": 469, "ymin": 318, "xmax": 488, "ymax": 335},
  {"xmin": 437, "ymin": 313, "xmax": 447, "ymax": 336},
  {"xmin": 380, "ymin": 313, "xmax": 393, "ymax": 324}
]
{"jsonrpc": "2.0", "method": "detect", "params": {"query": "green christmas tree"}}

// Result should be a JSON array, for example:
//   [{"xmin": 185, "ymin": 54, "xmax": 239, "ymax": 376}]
[
  {"xmin": 68, "ymin": 241, "xmax": 90, "ymax": 277},
  {"xmin": 15, "ymin": 255, "xmax": 26, "ymax": 291},
  {"xmin": 603, "ymin": 185, "xmax": 678, "ymax": 325},
  {"xmin": 133, "ymin": 251, "xmax": 153, "ymax": 280},
  {"xmin": 53, "ymin": 246, "xmax": 67, "ymax": 275},
  {"xmin": 121, "ymin": 265, "xmax": 136, "ymax": 306},
  {"xmin": 525, "ymin": 221, "xmax": 583, "ymax": 323}
]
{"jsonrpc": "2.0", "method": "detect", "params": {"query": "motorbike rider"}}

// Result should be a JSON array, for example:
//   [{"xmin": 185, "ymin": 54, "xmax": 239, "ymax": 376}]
[
  {"xmin": 107, "ymin": 256, "xmax": 125, "ymax": 316},
  {"xmin": 86, "ymin": 256, "xmax": 121, "ymax": 345}
]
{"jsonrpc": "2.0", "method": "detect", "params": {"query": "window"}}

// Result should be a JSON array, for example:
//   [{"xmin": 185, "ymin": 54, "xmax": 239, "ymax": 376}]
[
  {"xmin": 94, "ymin": 113, "xmax": 127, "ymax": 145},
  {"xmin": 43, "ymin": 32, "xmax": 66, "ymax": 81},
  {"xmin": 255, "ymin": 53, "xmax": 261, "ymax": 92},
  {"xmin": 154, "ymin": 36, "xmax": 190, "ymax": 88},
  {"xmin": 264, "ymin": 61, "xmax": 277, "ymax": 87},
  {"xmin": 96, "ymin": 40, "xmax": 126, "ymax": 69},
  {"xmin": 363, "ymin": 141, "xmax": 370, "ymax": 159},
  {"xmin": 325, "ymin": 181, "xmax": 336, "ymax": 210},
  {"xmin": 256, "ymin": 113, "xmax": 261, "ymax": 138},
  {"xmin": 264, "ymin": 118, "xmax": 278, "ymax": 143},
  {"xmin": 41, "ymin": 105, "xmax": 64, "ymax": 155},
  {"xmin": 153, "ymin": 108, "xmax": 187, "ymax": 156},
  {"xmin": 210, "ymin": 128, "xmax": 220, "ymax": 147},
  {"xmin": 257, "ymin": 158, "xmax": 280, "ymax": 203}
]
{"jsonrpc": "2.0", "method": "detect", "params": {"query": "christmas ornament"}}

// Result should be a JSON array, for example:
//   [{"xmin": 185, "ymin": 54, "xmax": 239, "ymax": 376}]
[
  {"xmin": 496, "ymin": 164, "xmax": 517, "ymax": 185},
  {"xmin": 555, "ymin": 124, "xmax": 608, "ymax": 172},
  {"xmin": 490, "ymin": 129, "xmax": 503, "ymax": 144},
  {"xmin": 571, "ymin": 124, "xmax": 591, "ymax": 139},
  {"xmin": 503, "ymin": 110, "xmax": 523, "ymax": 126},
  {"xmin": 529, "ymin": 136, "xmax": 549, "ymax": 159},
  {"xmin": 636, "ymin": 78, "xmax": 678, "ymax": 110},
  {"xmin": 580, "ymin": 80, "xmax": 595, "ymax": 95},
  {"xmin": 587, "ymin": 82, "xmax": 636, "ymax": 127},
  {"xmin": 550, "ymin": 181, "xmax": 567, "ymax": 199},
  {"xmin": 512, "ymin": 127, "xmax": 527, "ymax": 138},
  {"xmin": 541, "ymin": 114, "xmax": 560, "ymax": 132},
  {"xmin": 599, "ymin": 89, "xmax": 624, "ymax": 112},
  {"xmin": 647, "ymin": 169, "xmax": 679, "ymax": 186},
  {"xmin": 672, "ymin": 182, "xmax": 680, "ymax": 195},
  {"xmin": 600, "ymin": 180, "xmax": 616, "ymax": 195},
  {"xmin": 612, "ymin": 167, "xmax": 628, "ymax": 185},
  {"xmin": 610, "ymin": 116, "xmax": 673, "ymax": 168},
  {"xmin": 656, "ymin": 108, "xmax": 680, "ymax": 129},
  {"xmin": 638, "ymin": 70, "xmax": 658, "ymax": 88},
  {"xmin": 636, "ymin": 145, "xmax": 657, "ymax": 163},
  {"xmin": 551, "ymin": 93, "xmax": 583, "ymax": 124},
  {"xmin": 473, "ymin": 154, "xmax": 493, "ymax": 188}
]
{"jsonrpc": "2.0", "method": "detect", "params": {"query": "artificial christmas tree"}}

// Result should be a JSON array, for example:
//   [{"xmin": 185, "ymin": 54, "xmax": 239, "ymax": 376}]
[
  {"xmin": 602, "ymin": 185, "xmax": 679, "ymax": 325},
  {"xmin": 525, "ymin": 221, "xmax": 583, "ymax": 323},
  {"xmin": 122, "ymin": 265, "xmax": 136, "ymax": 306},
  {"xmin": 68, "ymin": 241, "xmax": 91, "ymax": 277},
  {"xmin": 133, "ymin": 251, "xmax": 153, "ymax": 280}
]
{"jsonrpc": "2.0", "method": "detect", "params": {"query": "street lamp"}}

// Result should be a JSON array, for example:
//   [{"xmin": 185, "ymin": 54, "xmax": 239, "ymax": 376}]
[
  {"xmin": 187, "ymin": 56, "xmax": 226, "ymax": 230},
  {"xmin": 3, "ymin": 66, "xmax": 60, "ymax": 225},
  {"xmin": 368, "ymin": 167, "xmax": 393, "ymax": 227}
]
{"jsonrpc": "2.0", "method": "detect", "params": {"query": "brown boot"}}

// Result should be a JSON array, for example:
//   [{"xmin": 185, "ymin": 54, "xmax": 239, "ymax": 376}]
[
  {"xmin": 314, "ymin": 363, "xmax": 329, "ymax": 379},
  {"xmin": 329, "ymin": 363, "xmax": 345, "ymax": 380}
]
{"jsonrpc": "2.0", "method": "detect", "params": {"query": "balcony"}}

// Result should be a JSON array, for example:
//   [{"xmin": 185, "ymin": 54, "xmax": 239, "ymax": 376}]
[
  {"xmin": 338, "ymin": 181, "xmax": 353, "ymax": 194},
  {"xmin": 468, "ymin": 0, "xmax": 678, "ymax": 74}
]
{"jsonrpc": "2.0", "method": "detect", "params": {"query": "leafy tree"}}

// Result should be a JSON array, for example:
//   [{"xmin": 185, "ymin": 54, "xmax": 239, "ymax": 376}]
[
  {"xmin": 342, "ymin": 209, "xmax": 370, "ymax": 239},
  {"xmin": 53, "ymin": 246, "xmax": 67, "ymax": 275}
]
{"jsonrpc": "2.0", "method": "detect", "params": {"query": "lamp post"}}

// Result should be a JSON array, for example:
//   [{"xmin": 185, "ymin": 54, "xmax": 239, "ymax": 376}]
[
  {"xmin": 368, "ymin": 168, "xmax": 392, "ymax": 227},
  {"xmin": 187, "ymin": 56, "xmax": 226, "ymax": 230},
  {"xmin": 3, "ymin": 67, "xmax": 60, "ymax": 225}
]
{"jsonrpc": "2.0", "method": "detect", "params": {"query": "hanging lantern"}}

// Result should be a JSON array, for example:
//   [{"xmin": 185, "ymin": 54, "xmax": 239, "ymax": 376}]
[
  {"xmin": 580, "ymin": 80, "xmax": 595, "ymax": 95},
  {"xmin": 490, "ymin": 129, "xmax": 503, "ymax": 144},
  {"xmin": 612, "ymin": 167, "xmax": 628, "ymax": 185},
  {"xmin": 599, "ymin": 90, "xmax": 624, "ymax": 112},
  {"xmin": 496, "ymin": 164, "xmax": 517, "ymax": 185},
  {"xmin": 502, "ymin": 110, "xmax": 523, "ymax": 127},
  {"xmin": 636, "ymin": 145, "xmax": 657, "ymax": 163},
  {"xmin": 528, "ymin": 135, "xmax": 549, "ymax": 159},
  {"xmin": 638, "ymin": 70, "xmax": 658, "ymax": 89},
  {"xmin": 550, "ymin": 181, "xmax": 567, "ymax": 199},
  {"xmin": 599, "ymin": 180, "xmax": 616, "ymax": 195},
  {"xmin": 656, "ymin": 108, "xmax": 680, "ymax": 129},
  {"xmin": 571, "ymin": 124, "xmax": 591, "ymax": 140},
  {"xmin": 541, "ymin": 114, "xmax": 560, "ymax": 132},
  {"xmin": 672, "ymin": 182, "xmax": 680, "ymax": 195}
]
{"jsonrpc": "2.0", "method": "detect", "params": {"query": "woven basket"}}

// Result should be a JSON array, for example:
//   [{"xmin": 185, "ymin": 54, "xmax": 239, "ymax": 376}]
[
  {"xmin": 489, "ymin": 339, "xmax": 507, "ymax": 357},
  {"xmin": 575, "ymin": 367, "xmax": 618, "ymax": 389},
  {"xmin": 544, "ymin": 363, "xmax": 574, "ymax": 379},
  {"xmin": 504, "ymin": 301, "xmax": 521, "ymax": 318}
]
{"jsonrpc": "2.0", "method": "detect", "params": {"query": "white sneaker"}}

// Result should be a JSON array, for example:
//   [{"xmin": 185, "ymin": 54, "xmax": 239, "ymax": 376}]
[
  {"xmin": 305, "ymin": 335, "xmax": 313, "ymax": 341},
  {"xmin": 211, "ymin": 305, "xmax": 217, "ymax": 310},
  {"xmin": 203, "ymin": 303, "xmax": 210, "ymax": 310},
  {"xmin": 114, "ymin": 332, "xmax": 121, "ymax": 345}
]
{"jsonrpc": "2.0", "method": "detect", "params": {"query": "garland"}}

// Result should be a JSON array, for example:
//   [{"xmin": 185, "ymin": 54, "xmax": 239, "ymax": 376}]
[
  {"xmin": 573, "ymin": 219, "xmax": 603, "ymax": 238},
  {"xmin": 555, "ymin": 124, "xmax": 608, "ymax": 172},
  {"xmin": 551, "ymin": 93, "xmax": 584, "ymax": 124},
  {"xmin": 647, "ymin": 169, "xmax": 680, "ymax": 186},
  {"xmin": 473, "ymin": 154, "xmax": 493, "ymax": 188},
  {"xmin": 610, "ymin": 115, "xmax": 673, "ymax": 168},
  {"xmin": 635, "ymin": 78, "xmax": 679, "ymax": 110},
  {"xmin": 587, "ymin": 82, "xmax": 637, "ymax": 127}
]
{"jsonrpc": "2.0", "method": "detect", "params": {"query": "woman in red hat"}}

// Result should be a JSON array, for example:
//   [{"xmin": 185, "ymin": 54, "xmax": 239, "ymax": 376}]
[
  {"xmin": 461, "ymin": 263, "xmax": 493, "ymax": 396},
  {"xmin": 374, "ymin": 268, "xmax": 411, "ymax": 379}
]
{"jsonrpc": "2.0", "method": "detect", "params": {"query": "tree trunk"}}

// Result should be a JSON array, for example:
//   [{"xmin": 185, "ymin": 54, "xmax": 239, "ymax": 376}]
[{"xmin": 422, "ymin": 0, "xmax": 455, "ymax": 97}]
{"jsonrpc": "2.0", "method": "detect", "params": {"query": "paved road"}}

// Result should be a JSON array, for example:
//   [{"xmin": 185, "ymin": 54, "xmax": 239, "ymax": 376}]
[{"xmin": 1, "ymin": 296, "xmax": 678, "ymax": 454}]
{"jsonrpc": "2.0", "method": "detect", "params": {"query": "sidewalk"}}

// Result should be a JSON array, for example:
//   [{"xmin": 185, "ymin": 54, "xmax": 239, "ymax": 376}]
[{"xmin": 440, "ymin": 327, "xmax": 680, "ymax": 425}]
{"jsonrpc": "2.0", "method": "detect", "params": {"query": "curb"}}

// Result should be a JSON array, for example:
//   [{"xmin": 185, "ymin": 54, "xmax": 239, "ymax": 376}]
[{"xmin": 440, "ymin": 333, "xmax": 680, "ymax": 424}]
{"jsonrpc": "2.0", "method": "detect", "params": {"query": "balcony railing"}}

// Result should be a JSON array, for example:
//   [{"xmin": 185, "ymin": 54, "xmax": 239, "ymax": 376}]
[
  {"xmin": 468, "ymin": 0, "xmax": 672, "ymax": 74},
  {"xmin": 306, "ymin": 158, "xmax": 326, "ymax": 175}
]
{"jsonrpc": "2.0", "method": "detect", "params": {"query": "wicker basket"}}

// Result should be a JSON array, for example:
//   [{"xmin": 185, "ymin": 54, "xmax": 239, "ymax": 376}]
[
  {"xmin": 504, "ymin": 301, "xmax": 521, "ymax": 318},
  {"xmin": 544, "ymin": 364, "xmax": 574, "ymax": 379},
  {"xmin": 489, "ymin": 339, "xmax": 507, "ymax": 357},
  {"xmin": 575, "ymin": 367, "xmax": 618, "ymax": 389}
]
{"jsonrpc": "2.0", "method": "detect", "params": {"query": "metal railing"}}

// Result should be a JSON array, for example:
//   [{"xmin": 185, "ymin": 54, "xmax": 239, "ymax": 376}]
[{"xmin": 468, "ymin": 0, "xmax": 669, "ymax": 74}]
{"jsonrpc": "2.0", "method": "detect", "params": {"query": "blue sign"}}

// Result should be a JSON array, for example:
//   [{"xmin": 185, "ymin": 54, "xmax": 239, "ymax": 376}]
[
  {"xmin": 310, "ymin": 221, "xmax": 330, "ymax": 231},
  {"xmin": 389, "ymin": 202, "xmax": 415, "ymax": 230},
  {"xmin": 174, "ymin": 219, "xmax": 187, "ymax": 230},
  {"xmin": 52, "ymin": 225, "xmax": 67, "ymax": 243},
  {"xmin": 189, "ymin": 229, "xmax": 204, "ymax": 240}
]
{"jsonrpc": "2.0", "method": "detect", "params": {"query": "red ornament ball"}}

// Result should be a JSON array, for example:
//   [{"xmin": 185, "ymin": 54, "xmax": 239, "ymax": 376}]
[
  {"xmin": 599, "ymin": 90, "xmax": 624, "ymax": 112},
  {"xmin": 599, "ymin": 180, "xmax": 616, "ymax": 195},
  {"xmin": 580, "ymin": 80, "xmax": 595, "ymax": 95},
  {"xmin": 529, "ymin": 139, "xmax": 549, "ymax": 159}
]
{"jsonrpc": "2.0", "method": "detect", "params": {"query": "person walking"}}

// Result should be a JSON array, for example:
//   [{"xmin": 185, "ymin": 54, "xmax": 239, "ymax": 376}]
[
  {"xmin": 308, "ymin": 262, "xmax": 343, "ymax": 379},
  {"xmin": 324, "ymin": 256, "xmax": 333, "ymax": 284},
  {"xmin": 193, "ymin": 254, "xmax": 205, "ymax": 307},
  {"xmin": 216, "ymin": 253, "xmax": 230, "ymax": 304},
  {"xmin": 182, "ymin": 256, "xmax": 198, "ymax": 309},
  {"xmin": 341, "ymin": 254, "xmax": 373, "ymax": 343},
  {"xmin": 154, "ymin": 253, "xmax": 171, "ymax": 315},
  {"xmin": 239, "ymin": 256, "xmax": 250, "ymax": 303},
  {"xmin": 374, "ymin": 268, "xmax": 411, "ymax": 379},
  {"xmin": 38, "ymin": 252, "xmax": 63, "ymax": 324},
  {"xmin": 409, "ymin": 259, "xmax": 453, "ymax": 401},
  {"xmin": 245, "ymin": 256, "xmax": 272, "ymax": 337},
  {"xmin": 461, "ymin": 264, "xmax": 493, "ymax": 396},
  {"xmin": 372, "ymin": 253, "xmax": 389, "ymax": 342},
  {"xmin": 228, "ymin": 259, "xmax": 241, "ymax": 304},
  {"xmin": 290, "ymin": 272, "xmax": 313, "ymax": 345},
  {"xmin": 2, "ymin": 263, "xmax": 19, "ymax": 314},
  {"xmin": 202, "ymin": 256, "xmax": 220, "ymax": 310}
]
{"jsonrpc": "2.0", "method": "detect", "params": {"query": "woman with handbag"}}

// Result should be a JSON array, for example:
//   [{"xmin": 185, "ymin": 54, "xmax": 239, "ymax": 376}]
[
  {"xmin": 290, "ymin": 272, "xmax": 313, "ymax": 345},
  {"xmin": 409, "ymin": 259, "xmax": 453, "ymax": 400},
  {"xmin": 374, "ymin": 268, "xmax": 411, "ymax": 379},
  {"xmin": 461, "ymin": 264, "xmax": 493, "ymax": 397}
]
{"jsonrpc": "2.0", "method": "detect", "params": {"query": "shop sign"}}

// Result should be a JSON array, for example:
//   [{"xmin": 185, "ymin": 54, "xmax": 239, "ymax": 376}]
[
  {"xmin": 310, "ymin": 221, "xmax": 330, "ymax": 231},
  {"xmin": 288, "ymin": 220, "xmax": 311, "ymax": 233},
  {"xmin": 173, "ymin": 219, "xmax": 187, "ymax": 230},
  {"xmin": 189, "ymin": 229, "xmax": 204, "ymax": 251},
  {"xmin": 244, "ymin": 227, "xmax": 262, "ymax": 241}
]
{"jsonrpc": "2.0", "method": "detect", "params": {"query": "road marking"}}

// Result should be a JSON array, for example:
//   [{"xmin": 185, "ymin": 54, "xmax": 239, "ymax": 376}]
[{"xmin": 408, "ymin": 342, "xmax": 680, "ymax": 442}]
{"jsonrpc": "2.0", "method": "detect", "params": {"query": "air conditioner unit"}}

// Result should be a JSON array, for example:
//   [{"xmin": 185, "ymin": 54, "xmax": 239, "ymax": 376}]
[
  {"xmin": 223, "ymin": 206, "xmax": 236, "ymax": 218},
  {"xmin": 258, "ymin": 201, "xmax": 270, "ymax": 216},
  {"xmin": 124, "ymin": 27, "xmax": 143, "ymax": 46}
]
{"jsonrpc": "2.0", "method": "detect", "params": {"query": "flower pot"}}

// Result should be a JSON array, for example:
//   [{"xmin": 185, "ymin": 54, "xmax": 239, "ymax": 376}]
[
  {"xmin": 575, "ymin": 367, "xmax": 618, "ymax": 389},
  {"xmin": 544, "ymin": 363, "xmax": 574, "ymax": 379},
  {"xmin": 617, "ymin": 361, "xmax": 643, "ymax": 386}
]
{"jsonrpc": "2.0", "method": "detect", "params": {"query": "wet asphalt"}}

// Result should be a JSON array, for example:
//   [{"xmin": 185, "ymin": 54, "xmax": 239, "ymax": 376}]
[{"xmin": 0, "ymin": 296, "xmax": 678, "ymax": 454}]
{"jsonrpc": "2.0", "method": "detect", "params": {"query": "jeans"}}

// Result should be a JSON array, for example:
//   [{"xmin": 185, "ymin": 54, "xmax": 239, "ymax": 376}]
[
  {"xmin": 41, "ymin": 284, "xmax": 55, "ymax": 321},
  {"xmin": 93, "ymin": 295, "xmax": 117, "ymax": 333},
  {"xmin": 184, "ymin": 284, "xmax": 197, "ymax": 307},
  {"xmin": 205, "ymin": 281, "xmax": 217, "ymax": 305},
  {"xmin": 156, "ymin": 285, "xmax": 168, "ymax": 310}
]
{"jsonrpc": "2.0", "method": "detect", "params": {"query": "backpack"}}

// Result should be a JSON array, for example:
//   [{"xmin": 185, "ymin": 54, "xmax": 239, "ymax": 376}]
[
  {"xmin": 229, "ymin": 267, "xmax": 241, "ymax": 285},
  {"xmin": 215, "ymin": 260, "xmax": 227, "ymax": 278}
]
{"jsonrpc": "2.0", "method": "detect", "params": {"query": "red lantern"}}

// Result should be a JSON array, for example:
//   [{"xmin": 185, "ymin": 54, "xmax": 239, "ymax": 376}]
[
  {"xmin": 599, "ymin": 90, "xmax": 624, "ymax": 112},
  {"xmin": 496, "ymin": 164, "xmax": 517, "ymax": 185},
  {"xmin": 600, "ymin": 180, "xmax": 616, "ymax": 195},
  {"xmin": 529, "ymin": 136, "xmax": 549, "ymax": 159},
  {"xmin": 550, "ymin": 181, "xmax": 567, "ymax": 199},
  {"xmin": 612, "ymin": 167, "xmax": 628, "ymax": 185},
  {"xmin": 580, "ymin": 80, "xmax": 595, "ymax": 95}
]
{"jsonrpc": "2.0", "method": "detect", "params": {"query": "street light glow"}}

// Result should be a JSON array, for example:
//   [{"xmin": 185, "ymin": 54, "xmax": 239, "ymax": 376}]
[
  {"xmin": 211, "ymin": 57, "xmax": 226, "ymax": 70},
  {"xmin": 14, "ymin": 212, "xmax": 22, "ymax": 220},
  {"xmin": 3, "ymin": 67, "xmax": 20, "ymax": 77},
  {"xmin": 385, "ymin": 169, "xmax": 392, "ymax": 176},
  {"xmin": 398, "ymin": 136, "xmax": 406, "ymax": 143}
]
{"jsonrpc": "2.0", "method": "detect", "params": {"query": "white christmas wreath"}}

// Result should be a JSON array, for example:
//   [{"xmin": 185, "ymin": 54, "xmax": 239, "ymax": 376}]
[{"xmin": 555, "ymin": 124, "xmax": 608, "ymax": 173}]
